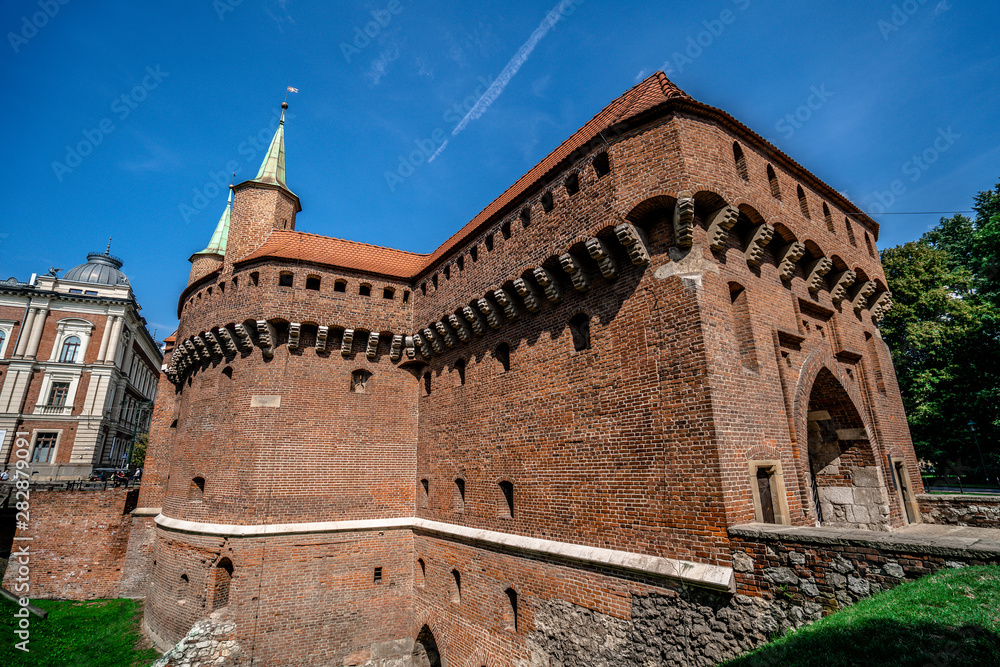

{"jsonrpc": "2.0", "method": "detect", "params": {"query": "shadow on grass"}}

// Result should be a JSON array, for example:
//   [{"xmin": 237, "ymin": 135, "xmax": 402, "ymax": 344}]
[{"xmin": 725, "ymin": 618, "xmax": 1000, "ymax": 667}]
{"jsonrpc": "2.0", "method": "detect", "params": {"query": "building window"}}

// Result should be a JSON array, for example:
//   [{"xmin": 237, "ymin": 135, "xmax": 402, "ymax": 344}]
[
  {"xmin": 423, "ymin": 372, "xmax": 431, "ymax": 396},
  {"xmin": 334, "ymin": 280, "xmax": 347, "ymax": 293},
  {"xmin": 845, "ymin": 218, "xmax": 857, "ymax": 246},
  {"xmin": 541, "ymin": 191, "xmax": 554, "ymax": 212},
  {"xmin": 31, "ymin": 432, "xmax": 58, "ymax": 463},
  {"xmin": 278, "ymin": 272, "xmax": 293, "ymax": 287},
  {"xmin": 190, "ymin": 476, "xmax": 205, "ymax": 502},
  {"xmin": 495, "ymin": 343, "xmax": 511, "ymax": 372},
  {"xmin": 305, "ymin": 276, "xmax": 321, "ymax": 290},
  {"xmin": 520, "ymin": 206, "xmax": 532, "ymax": 228},
  {"xmin": 498, "ymin": 481, "xmax": 514, "ymax": 518},
  {"xmin": 402, "ymin": 290, "xmax": 410, "ymax": 303},
  {"xmin": 470, "ymin": 246, "xmax": 478, "ymax": 262},
  {"xmin": 501, "ymin": 220, "xmax": 511, "ymax": 240},
  {"xmin": 592, "ymin": 151, "xmax": 610, "ymax": 178},
  {"xmin": 454, "ymin": 478, "xmax": 466, "ymax": 513},
  {"xmin": 569, "ymin": 314, "xmax": 591, "ymax": 351},
  {"xmin": 766, "ymin": 164, "xmax": 781, "ymax": 199},
  {"xmin": 351, "ymin": 369, "xmax": 372, "ymax": 393},
  {"xmin": 0, "ymin": 329, "xmax": 7, "ymax": 357},
  {"xmin": 823, "ymin": 203, "xmax": 834, "ymax": 233},
  {"xmin": 565, "ymin": 173, "xmax": 580, "ymax": 196},
  {"xmin": 451, "ymin": 569, "xmax": 462, "ymax": 604},
  {"xmin": 250, "ymin": 272, "xmax": 259, "ymax": 286},
  {"xmin": 59, "ymin": 336, "xmax": 81, "ymax": 363},
  {"xmin": 485, "ymin": 234, "xmax": 494, "ymax": 252},
  {"xmin": 374, "ymin": 567, "xmax": 383, "ymax": 584},
  {"xmin": 211, "ymin": 558, "xmax": 233, "ymax": 610},
  {"xmin": 729, "ymin": 283, "xmax": 758, "ymax": 371},
  {"xmin": 797, "ymin": 186, "xmax": 811, "ymax": 218},
  {"xmin": 48, "ymin": 382, "xmax": 70, "ymax": 407},
  {"xmin": 420, "ymin": 479, "xmax": 429, "ymax": 508},
  {"xmin": 84, "ymin": 290, "xmax": 97, "ymax": 296},
  {"xmin": 865, "ymin": 232, "xmax": 876, "ymax": 258},
  {"xmin": 383, "ymin": 287, "xmax": 395, "ymax": 300},
  {"xmin": 733, "ymin": 142, "xmax": 749, "ymax": 182},
  {"xmin": 416, "ymin": 558, "xmax": 426, "ymax": 587},
  {"xmin": 68, "ymin": 289, "xmax": 83, "ymax": 294},
  {"xmin": 455, "ymin": 358, "xmax": 466, "ymax": 386},
  {"xmin": 504, "ymin": 588, "xmax": 518, "ymax": 632}
]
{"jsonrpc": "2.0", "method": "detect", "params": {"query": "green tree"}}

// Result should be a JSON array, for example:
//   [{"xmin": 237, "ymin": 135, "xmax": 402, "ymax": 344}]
[
  {"xmin": 130, "ymin": 433, "xmax": 149, "ymax": 468},
  {"xmin": 881, "ymin": 180, "xmax": 1000, "ymax": 483}
]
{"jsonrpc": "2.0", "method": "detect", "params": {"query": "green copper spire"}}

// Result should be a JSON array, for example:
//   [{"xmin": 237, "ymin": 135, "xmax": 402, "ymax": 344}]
[
  {"xmin": 194, "ymin": 188, "xmax": 232, "ymax": 257},
  {"xmin": 252, "ymin": 102, "xmax": 288, "ymax": 188}
]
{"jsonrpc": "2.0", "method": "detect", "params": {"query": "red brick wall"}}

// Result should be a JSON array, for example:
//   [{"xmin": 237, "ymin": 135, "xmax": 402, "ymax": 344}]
[{"xmin": 1, "ymin": 484, "xmax": 134, "ymax": 599}]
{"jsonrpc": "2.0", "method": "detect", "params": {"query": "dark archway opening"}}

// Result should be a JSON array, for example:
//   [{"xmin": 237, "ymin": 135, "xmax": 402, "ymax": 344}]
[
  {"xmin": 806, "ymin": 369, "xmax": 888, "ymax": 529},
  {"xmin": 412, "ymin": 625, "xmax": 441, "ymax": 667}
]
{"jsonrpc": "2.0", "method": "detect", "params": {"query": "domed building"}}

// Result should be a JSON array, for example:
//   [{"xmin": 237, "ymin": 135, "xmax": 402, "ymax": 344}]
[{"xmin": 0, "ymin": 248, "xmax": 161, "ymax": 480}]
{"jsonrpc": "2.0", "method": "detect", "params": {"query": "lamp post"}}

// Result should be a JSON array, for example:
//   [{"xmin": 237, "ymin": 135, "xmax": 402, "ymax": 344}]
[{"xmin": 968, "ymin": 420, "xmax": 991, "ymax": 485}]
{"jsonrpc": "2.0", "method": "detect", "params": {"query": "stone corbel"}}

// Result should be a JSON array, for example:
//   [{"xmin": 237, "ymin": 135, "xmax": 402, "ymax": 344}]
[
  {"xmin": 193, "ymin": 335, "xmax": 210, "ymax": 360},
  {"xmin": 216, "ymin": 327, "xmax": 239, "ymax": 355},
  {"xmin": 706, "ymin": 205, "xmax": 738, "ymax": 251},
  {"xmin": 232, "ymin": 323, "xmax": 253, "ymax": 351},
  {"xmin": 805, "ymin": 257, "xmax": 833, "ymax": 293},
  {"xmin": 851, "ymin": 281, "xmax": 877, "ymax": 314},
  {"xmin": 256, "ymin": 320, "xmax": 276, "ymax": 360},
  {"xmin": 184, "ymin": 339, "xmax": 202, "ymax": 363},
  {"xmin": 404, "ymin": 335, "xmax": 416, "ymax": 360},
  {"xmin": 316, "ymin": 326, "xmax": 329, "ymax": 352},
  {"xmin": 673, "ymin": 191, "xmax": 695, "ymax": 247},
  {"xmin": 513, "ymin": 278, "xmax": 542, "ymax": 312},
  {"xmin": 614, "ymin": 222, "xmax": 651, "ymax": 266},
  {"xmin": 585, "ymin": 237, "xmax": 617, "ymax": 280},
  {"xmin": 366, "ymin": 332, "xmax": 380, "ymax": 359},
  {"xmin": 744, "ymin": 223, "xmax": 774, "ymax": 266},
  {"xmin": 288, "ymin": 323, "xmax": 301, "ymax": 350},
  {"xmin": 558, "ymin": 253, "xmax": 590, "ymax": 292},
  {"xmin": 776, "ymin": 242, "xmax": 806, "ymax": 281},
  {"xmin": 870, "ymin": 292, "xmax": 893, "ymax": 323},
  {"xmin": 532, "ymin": 267, "xmax": 562, "ymax": 303},
  {"xmin": 447, "ymin": 314, "xmax": 471, "ymax": 342},
  {"xmin": 412, "ymin": 332, "xmax": 433, "ymax": 358},
  {"xmin": 493, "ymin": 288, "xmax": 521, "ymax": 321},
  {"xmin": 203, "ymin": 331, "xmax": 225, "ymax": 359},
  {"xmin": 423, "ymin": 327, "xmax": 445, "ymax": 353},
  {"xmin": 829, "ymin": 270, "xmax": 857, "ymax": 304},
  {"xmin": 390, "ymin": 334, "xmax": 404, "ymax": 361},
  {"xmin": 461, "ymin": 306, "xmax": 485, "ymax": 336},
  {"xmin": 341, "ymin": 328, "xmax": 355, "ymax": 357},
  {"xmin": 477, "ymin": 297, "xmax": 503, "ymax": 328},
  {"xmin": 434, "ymin": 321, "xmax": 458, "ymax": 348}
]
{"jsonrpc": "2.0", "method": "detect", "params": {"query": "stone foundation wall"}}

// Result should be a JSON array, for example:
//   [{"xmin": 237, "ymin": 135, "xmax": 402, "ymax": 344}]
[{"xmin": 918, "ymin": 494, "xmax": 1000, "ymax": 528}]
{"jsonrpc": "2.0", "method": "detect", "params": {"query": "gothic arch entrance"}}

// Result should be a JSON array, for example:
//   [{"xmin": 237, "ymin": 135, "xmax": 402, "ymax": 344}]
[
  {"xmin": 412, "ymin": 625, "xmax": 442, "ymax": 667},
  {"xmin": 805, "ymin": 368, "xmax": 890, "ymax": 529}
]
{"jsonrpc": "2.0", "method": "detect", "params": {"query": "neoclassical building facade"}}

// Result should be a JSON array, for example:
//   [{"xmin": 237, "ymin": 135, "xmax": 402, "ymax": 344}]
[
  {"xmin": 137, "ymin": 74, "xmax": 920, "ymax": 666},
  {"xmin": 0, "ymin": 252, "xmax": 161, "ymax": 479}
]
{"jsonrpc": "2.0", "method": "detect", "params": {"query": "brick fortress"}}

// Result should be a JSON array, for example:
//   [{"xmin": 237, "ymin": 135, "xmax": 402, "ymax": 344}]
[{"xmin": 138, "ymin": 73, "xmax": 927, "ymax": 665}]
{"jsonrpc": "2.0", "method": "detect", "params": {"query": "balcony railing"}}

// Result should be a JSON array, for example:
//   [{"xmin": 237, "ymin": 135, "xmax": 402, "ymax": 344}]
[{"xmin": 34, "ymin": 403, "xmax": 74, "ymax": 416}]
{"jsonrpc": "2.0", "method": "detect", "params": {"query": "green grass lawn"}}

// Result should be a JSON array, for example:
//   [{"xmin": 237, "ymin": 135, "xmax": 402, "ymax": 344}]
[
  {"xmin": 724, "ymin": 565, "xmax": 1000, "ymax": 667},
  {"xmin": 0, "ymin": 597, "xmax": 160, "ymax": 667}
]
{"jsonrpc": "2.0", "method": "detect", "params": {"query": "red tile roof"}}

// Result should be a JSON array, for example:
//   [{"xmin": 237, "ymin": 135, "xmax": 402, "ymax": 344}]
[
  {"xmin": 236, "ymin": 72, "xmax": 876, "ymax": 279},
  {"xmin": 240, "ymin": 230, "xmax": 429, "ymax": 279}
]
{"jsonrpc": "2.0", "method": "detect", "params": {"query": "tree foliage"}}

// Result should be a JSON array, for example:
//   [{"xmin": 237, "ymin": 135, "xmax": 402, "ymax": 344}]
[{"xmin": 880, "ymin": 180, "xmax": 1000, "ymax": 482}]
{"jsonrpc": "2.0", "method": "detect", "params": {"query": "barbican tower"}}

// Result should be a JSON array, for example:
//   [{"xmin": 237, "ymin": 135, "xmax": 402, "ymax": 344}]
[{"xmin": 137, "ymin": 75, "xmax": 921, "ymax": 666}]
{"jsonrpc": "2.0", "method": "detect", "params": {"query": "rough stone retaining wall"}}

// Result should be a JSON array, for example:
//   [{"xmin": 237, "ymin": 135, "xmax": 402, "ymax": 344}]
[
  {"xmin": 918, "ymin": 494, "xmax": 1000, "ymax": 528},
  {"xmin": 151, "ymin": 610, "xmax": 241, "ymax": 667}
]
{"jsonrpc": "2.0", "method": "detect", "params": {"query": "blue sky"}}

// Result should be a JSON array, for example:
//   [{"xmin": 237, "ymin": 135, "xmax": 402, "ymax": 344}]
[{"xmin": 1, "ymin": 0, "xmax": 998, "ymax": 338}]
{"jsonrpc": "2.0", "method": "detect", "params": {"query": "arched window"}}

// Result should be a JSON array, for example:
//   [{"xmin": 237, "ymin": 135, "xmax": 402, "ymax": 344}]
[
  {"xmin": 797, "ymin": 186, "xmax": 811, "ymax": 218},
  {"xmin": 565, "ymin": 173, "xmax": 580, "ymax": 196},
  {"xmin": 766, "ymin": 165, "xmax": 781, "ymax": 200},
  {"xmin": 501, "ymin": 220, "xmax": 511, "ymax": 240},
  {"xmin": 495, "ymin": 343, "xmax": 511, "ymax": 372},
  {"xmin": 59, "ymin": 336, "xmax": 81, "ymax": 363},
  {"xmin": 383, "ymin": 286, "xmax": 395, "ymax": 300},
  {"xmin": 189, "ymin": 476, "xmax": 205, "ymax": 502},
  {"xmin": 504, "ymin": 588, "xmax": 518, "ymax": 632},
  {"xmin": 569, "ymin": 313, "xmax": 591, "ymax": 351},
  {"xmin": 423, "ymin": 372, "xmax": 431, "ymax": 395},
  {"xmin": 454, "ymin": 478, "xmax": 466, "ymax": 513},
  {"xmin": 865, "ymin": 232, "xmax": 876, "ymax": 258},
  {"xmin": 592, "ymin": 151, "xmax": 610, "ymax": 178},
  {"xmin": 416, "ymin": 558, "xmax": 426, "ymax": 587},
  {"xmin": 278, "ymin": 272, "xmax": 293, "ymax": 287},
  {"xmin": 359, "ymin": 283, "xmax": 372, "ymax": 296},
  {"xmin": 541, "ymin": 191, "xmax": 554, "ymax": 212},
  {"xmin": 351, "ymin": 369, "xmax": 372, "ymax": 393},
  {"xmin": 729, "ymin": 283, "xmax": 757, "ymax": 371},
  {"xmin": 451, "ymin": 569, "xmax": 462, "ymax": 604},
  {"xmin": 845, "ymin": 218, "xmax": 857, "ymax": 246},
  {"xmin": 305, "ymin": 275, "xmax": 321, "ymax": 290},
  {"xmin": 0, "ymin": 330, "xmax": 6, "ymax": 357},
  {"xmin": 498, "ymin": 480, "xmax": 514, "ymax": 518},
  {"xmin": 334, "ymin": 279, "xmax": 347, "ymax": 293},
  {"xmin": 455, "ymin": 358, "xmax": 466, "ymax": 385},
  {"xmin": 211, "ymin": 558, "xmax": 233, "ymax": 610},
  {"xmin": 823, "ymin": 203, "xmax": 834, "ymax": 233},
  {"xmin": 419, "ymin": 478, "xmax": 429, "ymax": 509},
  {"xmin": 732, "ymin": 142, "xmax": 749, "ymax": 182}
]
